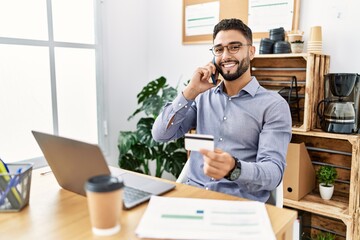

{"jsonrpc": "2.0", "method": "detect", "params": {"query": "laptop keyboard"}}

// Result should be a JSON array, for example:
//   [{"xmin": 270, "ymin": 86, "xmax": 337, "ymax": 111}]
[{"xmin": 123, "ymin": 186, "xmax": 152, "ymax": 208}]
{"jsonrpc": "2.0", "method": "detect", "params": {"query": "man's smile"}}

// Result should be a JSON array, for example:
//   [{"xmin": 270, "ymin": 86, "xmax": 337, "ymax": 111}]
[{"xmin": 221, "ymin": 61, "xmax": 238, "ymax": 71}]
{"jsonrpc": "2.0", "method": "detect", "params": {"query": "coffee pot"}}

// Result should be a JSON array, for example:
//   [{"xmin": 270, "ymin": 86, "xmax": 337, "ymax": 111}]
[{"xmin": 317, "ymin": 73, "xmax": 360, "ymax": 134}]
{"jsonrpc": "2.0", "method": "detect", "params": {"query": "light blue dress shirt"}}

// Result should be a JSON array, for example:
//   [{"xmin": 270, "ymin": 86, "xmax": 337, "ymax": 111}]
[{"xmin": 152, "ymin": 77, "xmax": 292, "ymax": 202}]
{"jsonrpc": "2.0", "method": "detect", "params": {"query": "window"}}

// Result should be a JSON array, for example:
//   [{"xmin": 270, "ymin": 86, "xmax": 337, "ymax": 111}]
[{"xmin": 0, "ymin": 0, "xmax": 104, "ymax": 165}]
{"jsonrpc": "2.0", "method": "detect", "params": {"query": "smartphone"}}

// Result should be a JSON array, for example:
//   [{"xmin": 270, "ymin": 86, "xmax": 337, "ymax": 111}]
[{"xmin": 211, "ymin": 57, "xmax": 218, "ymax": 85}]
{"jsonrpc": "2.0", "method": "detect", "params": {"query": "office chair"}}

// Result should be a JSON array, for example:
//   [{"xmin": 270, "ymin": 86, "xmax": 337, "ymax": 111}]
[
  {"xmin": 266, "ymin": 180, "xmax": 284, "ymax": 208},
  {"xmin": 176, "ymin": 160, "xmax": 284, "ymax": 208},
  {"xmin": 176, "ymin": 159, "xmax": 190, "ymax": 184}
]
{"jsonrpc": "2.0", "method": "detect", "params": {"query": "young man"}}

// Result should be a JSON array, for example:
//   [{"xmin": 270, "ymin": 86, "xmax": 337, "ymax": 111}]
[{"xmin": 152, "ymin": 18, "xmax": 292, "ymax": 202}]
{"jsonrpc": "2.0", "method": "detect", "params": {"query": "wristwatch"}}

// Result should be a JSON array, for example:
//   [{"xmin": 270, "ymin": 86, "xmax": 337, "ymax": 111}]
[{"xmin": 225, "ymin": 156, "xmax": 241, "ymax": 181}]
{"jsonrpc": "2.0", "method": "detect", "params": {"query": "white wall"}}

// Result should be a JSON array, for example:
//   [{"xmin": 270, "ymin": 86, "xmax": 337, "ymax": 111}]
[
  {"xmin": 102, "ymin": 0, "xmax": 360, "ymax": 168},
  {"xmin": 101, "ymin": 0, "xmax": 150, "ymax": 166},
  {"xmin": 299, "ymin": 0, "xmax": 360, "ymax": 72}
]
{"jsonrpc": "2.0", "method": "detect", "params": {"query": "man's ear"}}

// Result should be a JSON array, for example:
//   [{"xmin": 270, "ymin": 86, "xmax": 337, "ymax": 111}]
[{"xmin": 249, "ymin": 45, "xmax": 256, "ymax": 60}]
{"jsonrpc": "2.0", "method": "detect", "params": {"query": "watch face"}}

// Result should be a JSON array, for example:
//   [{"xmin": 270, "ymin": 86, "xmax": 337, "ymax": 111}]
[{"xmin": 230, "ymin": 167, "xmax": 241, "ymax": 181}]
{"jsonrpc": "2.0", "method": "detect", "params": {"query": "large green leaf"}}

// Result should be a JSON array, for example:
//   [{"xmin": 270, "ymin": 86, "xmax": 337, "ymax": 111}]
[
  {"xmin": 163, "ymin": 139, "xmax": 185, "ymax": 153},
  {"xmin": 142, "ymin": 95, "xmax": 163, "ymax": 117},
  {"xmin": 155, "ymin": 139, "xmax": 187, "ymax": 177},
  {"xmin": 128, "ymin": 77, "xmax": 168, "ymax": 120},
  {"xmin": 136, "ymin": 117, "xmax": 157, "ymax": 147},
  {"xmin": 131, "ymin": 142, "xmax": 153, "ymax": 161},
  {"xmin": 163, "ymin": 151, "xmax": 187, "ymax": 177},
  {"xmin": 137, "ymin": 76, "xmax": 167, "ymax": 104},
  {"xmin": 162, "ymin": 87, "xmax": 178, "ymax": 102},
  {"xmin": 118, "ymin": 131, "xmax": 138, "ymax": 155},
  {"xmin": 118, "ymin": 153, "xmax": 144, "ymax": 174}
]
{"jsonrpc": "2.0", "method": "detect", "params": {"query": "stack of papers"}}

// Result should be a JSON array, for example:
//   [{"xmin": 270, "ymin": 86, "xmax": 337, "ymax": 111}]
[{"xmin": 136, "ymin": 196, "xmax": 275, "ymax": 240}]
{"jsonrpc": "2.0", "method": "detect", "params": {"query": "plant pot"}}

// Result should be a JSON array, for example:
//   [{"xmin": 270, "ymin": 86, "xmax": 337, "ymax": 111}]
[
  {"xmin": 287, "ymin": 34, "xmax": 303, "ymax": 43},
  {"xmin": 291, "ymin": 43, "xmax": 304, "ymax": 53},
  {"xmin": 319, "ymin": 183, "xmax": 334, "ymax": 200}
]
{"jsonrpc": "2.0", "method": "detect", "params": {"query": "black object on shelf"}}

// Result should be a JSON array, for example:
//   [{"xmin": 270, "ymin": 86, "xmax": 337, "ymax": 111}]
[
  {"xmin": 259, "ymin": 38, "xmax": 275, "ymax": 54},
  {"xmin": 256, "ymin": 75, "xmax": 301, "ymax": 122},
  {"xmin": 278, "ymin": 76, "xmax": 301, "ymax": 121},
  {"xmin": 269, "ymin": 27, "xmax": 285, "ymax": 41},
  {"xmin": 273, "ymin": 41, "xmax": 291, "ymax": 54}
]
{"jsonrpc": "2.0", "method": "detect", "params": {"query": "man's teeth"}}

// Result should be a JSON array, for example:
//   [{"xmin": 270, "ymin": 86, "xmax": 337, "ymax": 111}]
[{"xmin": 224, "ymin": 63, "xmax": 236, "ymax": 68}]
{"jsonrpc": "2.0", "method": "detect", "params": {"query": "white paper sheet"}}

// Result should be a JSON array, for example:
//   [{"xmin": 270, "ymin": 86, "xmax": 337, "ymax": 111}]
[
  {"xmin": 248, "ymin": 0, "xmax": 294, "ymax": 32},
  {"xmin": 185, "ymin": 1, "xmax": 219, "ymax": 36},
  {"xmin": 136, "ymin": 196, "xmax": 275, "ymax": 240}
]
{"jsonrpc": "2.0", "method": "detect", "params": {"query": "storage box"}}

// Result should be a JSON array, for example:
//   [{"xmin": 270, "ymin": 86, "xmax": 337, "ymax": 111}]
[
  {"xmin": 0, "ymin": 163, "xmax": 33, "ymax": 212},
  {"xmin": 283, "ymin": 143, "xmax": 315, "ymax": 200}
]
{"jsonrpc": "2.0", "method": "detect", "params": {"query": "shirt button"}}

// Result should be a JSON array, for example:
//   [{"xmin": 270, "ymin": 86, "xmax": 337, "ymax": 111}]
[
  {"xmin": 211, "ymin": 177, "xmax": 215, "ymax": 181},
  {"xmin": 229, "ymin": 97, "xmax": 232, "ymax": 101},
  {"xmin": 223, "ymin": 116, "xmax": 227, "ymax": 120},
  {"xmin": 205, "ymin": 187, "xmax": 209, "ymax": 190},
  {"xmin": 219, "ymin": 138, "xmax": 223, "ymax": 141},
  {"xmin": 178, "ymin": 103, "xmax": 182, "ymax": 106},
  {"xmin": 185, "ymin": 105, "xmax": 188, "ymax": 108},
  {"xmin": 171, "ymin": 122, "xmax": 174, "ymax": 125}
]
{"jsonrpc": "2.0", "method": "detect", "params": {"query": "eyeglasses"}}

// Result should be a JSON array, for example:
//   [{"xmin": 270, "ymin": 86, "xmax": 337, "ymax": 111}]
[{"xmin": 210, "ymin": 42, "xmax": 252, "ymax": 56}]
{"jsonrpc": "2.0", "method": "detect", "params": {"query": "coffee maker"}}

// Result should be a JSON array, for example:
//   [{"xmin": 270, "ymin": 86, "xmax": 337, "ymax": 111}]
[{"xmin": 317, "ymin": 73, "xmax": 360, "ymax": 134}]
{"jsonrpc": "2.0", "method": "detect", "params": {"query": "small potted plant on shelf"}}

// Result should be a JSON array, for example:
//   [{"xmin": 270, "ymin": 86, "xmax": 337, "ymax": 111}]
[
  {"xmin": 290, "ymin": 40, "xmax": 304, "ymax": 53},
  {"xmin": 316, "ymin": 165, "xmax": 337, "ymax": 200},
  {"xmin": 313, "ymin": 231, "xmax": 336, "ymax": 240}
]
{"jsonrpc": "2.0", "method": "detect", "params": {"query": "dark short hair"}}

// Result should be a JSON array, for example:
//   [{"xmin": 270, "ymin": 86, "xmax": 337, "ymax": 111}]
[{"xmin": 213, "ymin": 18, "xmax": 253, "ymax": 44}]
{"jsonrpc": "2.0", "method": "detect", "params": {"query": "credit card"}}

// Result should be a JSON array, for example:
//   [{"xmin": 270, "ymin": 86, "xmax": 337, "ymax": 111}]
[{"xmin": 184, "ymin": 133, "xmax": 214, "ymax": 151}]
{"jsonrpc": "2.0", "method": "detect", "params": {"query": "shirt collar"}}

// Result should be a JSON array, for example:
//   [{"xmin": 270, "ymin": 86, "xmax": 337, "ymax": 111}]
[{"xmin": 214, "ymin": 77, "xmax": 259, "ymax": 97}]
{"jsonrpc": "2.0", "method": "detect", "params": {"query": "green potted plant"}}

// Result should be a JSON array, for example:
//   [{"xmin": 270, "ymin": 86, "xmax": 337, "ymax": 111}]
[
  {"xmin": 313, "ymin": 231, "xmax": 336, "ymax": 240},
  {"xmin": 316, "ymin": 165, "xmax": 337, "ymax": 200},
  {"xmin": 290, "ymin": 40, "xmax": 304, "ymax": 53},
  {"xmin": 118, "ymin": 76, "xmax": 187, "ymax": 178}
]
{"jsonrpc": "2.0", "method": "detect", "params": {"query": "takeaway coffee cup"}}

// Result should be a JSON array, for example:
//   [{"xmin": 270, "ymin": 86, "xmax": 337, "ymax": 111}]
[
  {"xmin": 309, "ymin": 26, "xmax": 322, "ymax": 42},
  {"xmin": 85, "ymin": 175, "xmax": 124, "ymax": 236}
]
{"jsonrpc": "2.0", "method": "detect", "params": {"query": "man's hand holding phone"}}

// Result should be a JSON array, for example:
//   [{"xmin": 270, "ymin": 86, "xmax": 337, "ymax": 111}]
[{"xmin": 182, "ymin": 59, "xmax": 219, "ymax": 100}]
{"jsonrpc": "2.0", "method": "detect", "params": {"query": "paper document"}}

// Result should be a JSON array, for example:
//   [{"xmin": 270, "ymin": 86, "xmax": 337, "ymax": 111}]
[
  {"xmin": 185, "ymin": 1, "xmax": 219, "ymax": 36},
  {"xmin": 136, "ymin": 196, "xmax": 275, "ymax": 240}
]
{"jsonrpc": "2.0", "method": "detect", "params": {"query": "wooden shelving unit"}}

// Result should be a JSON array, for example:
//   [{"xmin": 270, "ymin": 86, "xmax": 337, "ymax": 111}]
[
  {"xmin": 287, "ymin": 130, "xmax": 360, "ymax": 240},
  {"xmin": 251, "ymin": 54, "xmax": 359, "ymax": 239}
]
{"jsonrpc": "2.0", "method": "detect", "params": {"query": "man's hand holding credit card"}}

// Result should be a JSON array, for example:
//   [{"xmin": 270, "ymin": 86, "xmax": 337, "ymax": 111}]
[{"xmin": 184, "ymin": 133, "xmax": 214, "ymax": 151}]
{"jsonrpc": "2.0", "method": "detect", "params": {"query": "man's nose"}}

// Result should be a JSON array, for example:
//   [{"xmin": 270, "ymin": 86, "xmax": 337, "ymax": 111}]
[{"xmin": 221, "ymin": 47, "xmax": 232, "ymax": 59}]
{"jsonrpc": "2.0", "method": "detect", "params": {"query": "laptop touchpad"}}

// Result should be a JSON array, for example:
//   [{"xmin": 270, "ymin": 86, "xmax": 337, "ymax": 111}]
[{"xmin": 119, "ymin": 173, "xmax": 173, "ymax": 195}]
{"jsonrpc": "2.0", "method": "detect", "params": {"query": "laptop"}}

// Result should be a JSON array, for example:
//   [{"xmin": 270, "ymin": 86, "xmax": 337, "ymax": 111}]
[{"xmin": 31, "ymin": 131, "xmax": 175, "ymax": 209}]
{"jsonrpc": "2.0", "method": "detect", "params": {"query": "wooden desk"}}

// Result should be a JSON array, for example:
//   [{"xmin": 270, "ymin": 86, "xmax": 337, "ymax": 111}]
[{"xmin": 0, "ymin": 167, "xmax": 297, "ymax": 239}]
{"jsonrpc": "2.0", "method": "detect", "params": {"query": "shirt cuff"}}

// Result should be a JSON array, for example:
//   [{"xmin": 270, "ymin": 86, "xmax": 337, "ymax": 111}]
[
  {"xmin": 171, "ymin": 92, "xmax": 194, "ymax": 112},
  {"xmin": 237, "ymin": 160, "xmax": 254, "ymax": 182}
]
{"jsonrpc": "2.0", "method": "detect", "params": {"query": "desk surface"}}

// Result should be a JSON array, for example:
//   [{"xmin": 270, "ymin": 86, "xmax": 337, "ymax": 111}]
[{"xmin": 0, "ymin": 167, "xmax": 297, "ymax": 239}]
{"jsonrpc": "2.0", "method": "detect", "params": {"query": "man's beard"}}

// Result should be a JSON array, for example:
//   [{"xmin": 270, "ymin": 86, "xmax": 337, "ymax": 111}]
[{"xmin": 217, "ymin": 55, "xmax": 250, "ymax": 81}]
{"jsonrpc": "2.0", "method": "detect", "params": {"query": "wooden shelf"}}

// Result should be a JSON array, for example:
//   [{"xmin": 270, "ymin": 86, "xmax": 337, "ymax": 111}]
[
  {"xmin": 284, "ymin": 193, "xmax": 351, "ymax": 223},
  {"xmin": 254, "ymin": 53, "xmax": 308, "ymax": 58},
  {"xmin": 251, "ymin": 53, "xmax": 330, "ymax": 132}
]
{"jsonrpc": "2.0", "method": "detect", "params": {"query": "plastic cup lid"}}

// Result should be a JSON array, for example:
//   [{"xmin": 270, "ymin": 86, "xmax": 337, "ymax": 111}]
[{"xmin": 85, "ymin": 175, "xmax": 124, "ymax": 192}]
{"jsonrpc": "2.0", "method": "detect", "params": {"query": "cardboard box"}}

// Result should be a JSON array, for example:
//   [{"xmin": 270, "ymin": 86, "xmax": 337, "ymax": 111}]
[{"xmin": 283, "ymin": 142, "xmax": 315, "ymax": 201}]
